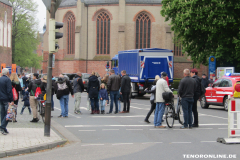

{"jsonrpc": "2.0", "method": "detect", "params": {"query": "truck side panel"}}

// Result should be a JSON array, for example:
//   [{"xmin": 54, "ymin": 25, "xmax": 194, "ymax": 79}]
[{"xmin": 118, "ymin": 52, "xmax": 139, "ymax": 76}]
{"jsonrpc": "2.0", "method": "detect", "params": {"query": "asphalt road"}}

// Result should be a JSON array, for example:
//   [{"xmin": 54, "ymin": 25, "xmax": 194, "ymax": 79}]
[{"xmin": 6, "ymin": 92, "xmax": 240, "ymax": 160}]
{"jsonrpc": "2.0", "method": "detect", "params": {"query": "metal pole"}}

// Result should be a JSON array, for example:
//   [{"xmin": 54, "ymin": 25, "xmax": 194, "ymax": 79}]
[{"xmin": 44, "ymin": 0, "xmax": 56, "ymax": 137}]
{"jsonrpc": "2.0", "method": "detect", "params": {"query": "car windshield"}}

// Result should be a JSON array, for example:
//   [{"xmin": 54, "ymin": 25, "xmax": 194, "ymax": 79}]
[{"xmin": 83, "ymin": 74, "xmax": 91, "ymax": 79}]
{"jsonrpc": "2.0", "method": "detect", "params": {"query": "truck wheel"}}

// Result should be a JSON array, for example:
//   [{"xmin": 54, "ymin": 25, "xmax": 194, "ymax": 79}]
[
  {"xmin": 224, "ymin": 96, "xmax": 228, "ymax": 111},
  {"xmin": 200, "ymin": 96, "xmax": 209, "ymax": 109}
]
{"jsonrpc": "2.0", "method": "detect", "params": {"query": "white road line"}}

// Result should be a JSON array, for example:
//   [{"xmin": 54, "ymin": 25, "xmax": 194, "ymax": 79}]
[
  {"xmin": 199, "ymin": 113, "xmax": 227, "ymax": 120},
  {"xmin": 102, "ymin": 129, "xmax": 119, "ymax": 131},
  {"xmin": 81, "ymin": 144, "xmax": 104, "ymax": 146},
  {"xmin": 201, "ymin": 141, "xmax": 216, "ymax": 143},
  {"xmin": 55, "ymin": 107, "xmax": 81, "ymax": 118},
  {"xmin": 126, "ymin": 129, "xmax": 143, "ymax": 131},
  {"xmin": 142, "ymin": 142, "xmax": 163, "ymax": 144},
  {"xmin": 149, "ymin": 129, "xmax": 167, "ymax": 131},
  {"xmin": 173, "ymin": 129, "xmax": 190, "ymax": 131},
  {"xmin": 79, "ymin": 130, "xmax": 96, "ymax": 132},
  {"xmin": 195, "ymin": 128, "xmax": 213, "ymax": 130},
  {"xmin": 65, "ymin": 124, "xmax": 228, "ymax": 128},
  {"xmin": 131, "ymin": 106, "xmax": 149, "ymax": 110},
  {"xmin": 218, "ymin": 128, "xmax": 228, "ymax": 129},
  {"xmin": 112, "ymin": 143, "xmax": 133, "ymax": 146},
  {"xmin": 171, "ymin": 142, "xmax": 192, "ymax": 144},
  {"xmin": 92, "ymin": 115, "xmax": 145, "ymax": 118},
  {"xmin": 80, "ymin": 107, "xmax": 88, "ymax": 110}
]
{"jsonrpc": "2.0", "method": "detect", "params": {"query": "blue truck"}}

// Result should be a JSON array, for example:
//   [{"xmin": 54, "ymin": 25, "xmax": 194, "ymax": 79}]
[{"xmin": 111, "ymin": 48, "xmax": 174, "ymax": 97}]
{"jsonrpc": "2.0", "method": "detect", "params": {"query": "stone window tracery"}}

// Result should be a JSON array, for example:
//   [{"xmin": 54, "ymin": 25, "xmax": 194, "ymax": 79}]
[{"xmin": 67, "ymin": 14, "xmax": 75, "ymax": 55}]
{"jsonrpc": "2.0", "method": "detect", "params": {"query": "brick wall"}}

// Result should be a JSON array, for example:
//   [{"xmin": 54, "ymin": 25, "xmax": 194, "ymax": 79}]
[
  {"xmin": 174, "ymin": 62, "xmax": 208, "ymax": 79},
  {"xmin": 0, "ymin": 2, "xmax": 12, "ymax": 67}
]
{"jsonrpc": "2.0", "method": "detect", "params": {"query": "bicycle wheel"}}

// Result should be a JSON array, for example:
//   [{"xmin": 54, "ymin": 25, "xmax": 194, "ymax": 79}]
[
  {"xmin": 37, "ymin": 101, "xmax": 41, "ymax": 120},
  {"xmin": 40, "ymin": 105, "xmax": 45, "ymax": 123},
  {"xmin": 177, "ymin": 102, "xmax": 184, "ymax": 125},
  {"xmin": 165, "ymin": 105, "xmax": 175, "ymax": 128}
]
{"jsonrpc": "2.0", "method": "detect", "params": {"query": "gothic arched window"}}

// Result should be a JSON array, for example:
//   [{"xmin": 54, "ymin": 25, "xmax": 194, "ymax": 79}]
[
  {"xmin": 0, "ymin": 21, "xmax": 3, "ymax": 46},
  {"xmin": 96, "ymin": 11, "xmax": 110, "ymax": 55},
  {"xmin": 7, "ymin": 23, "xmax": 11, "ymax": 48},
  {"xmin": 66, "ymin": 14, "xmax": 75, "ymax": 55},
  {"xmin": 136, "ymin": 12, "xmax": 151, "ymax": 49},
  {"xmin": 4, "ymin": 12, "xmax": 7, "ymax": 47}
]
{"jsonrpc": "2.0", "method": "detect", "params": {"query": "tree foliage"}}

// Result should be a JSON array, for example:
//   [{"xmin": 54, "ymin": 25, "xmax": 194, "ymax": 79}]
[
  {"xmin": 161, "ymin": 0, "xmax": 240, "ymax": 71},
  {"xmin": 10, "ymin": 0, "xmax": 42, "ymax": 69}
]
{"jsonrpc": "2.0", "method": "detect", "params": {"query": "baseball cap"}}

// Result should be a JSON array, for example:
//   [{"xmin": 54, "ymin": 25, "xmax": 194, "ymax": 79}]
[
  {"xmin": 33, "ymin": 73, "xmax": 39, "ymax": 78},
  {"xmin": 190, "ymin": 69, "xmax": 198, "ymax": 73},
  {"xmin": 161, "ymin": 72, "xmax": 167, "ymax": 77}
]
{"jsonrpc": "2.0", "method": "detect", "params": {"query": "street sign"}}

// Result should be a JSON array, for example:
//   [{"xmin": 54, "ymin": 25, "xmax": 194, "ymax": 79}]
[
  {"xmin": 42, "ymin": 0, "xmax": 62, "ymax": 13},
  {"xmin": 209, "ymin": 56, "xmax": 216, "ymax": 78}
]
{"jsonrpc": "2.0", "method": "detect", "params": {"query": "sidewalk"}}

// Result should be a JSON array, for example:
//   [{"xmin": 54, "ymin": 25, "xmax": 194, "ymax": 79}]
[{"xmin": 0, "ymin": 101, "xmax": 67, "ymax": 158}]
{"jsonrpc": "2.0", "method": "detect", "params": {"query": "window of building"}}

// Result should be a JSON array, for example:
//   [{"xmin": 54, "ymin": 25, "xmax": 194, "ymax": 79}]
[
  {"xmin": 0, "ymin": 20, "xmax": 3, "ymax": 46},
  {"xmin": 67, "ymin": 14, "xmax": 75, "ymax": 55},
  {"xmin": 96, "ymin": 11, "xmax": 110, "ymax": 55},
  {"xmin": 174, "ymin": 36, "xmax": 183, "ymax": 56},
  {"xmin": 7, "ymin": 23, "xmax": 11, "ymax": 48},
  {"xmin": 4, "ymin": 12, "xmax": 7, "ymax": 47},
  {"xmin": 136, "ymin": 12, "xmax": 151, "ymax": 49}
]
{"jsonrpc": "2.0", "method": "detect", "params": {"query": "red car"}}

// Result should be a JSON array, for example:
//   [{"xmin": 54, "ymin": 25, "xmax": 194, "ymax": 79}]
[{"xmin": 201, "ymin": 73, "xmax": 240, "ymax": 111}]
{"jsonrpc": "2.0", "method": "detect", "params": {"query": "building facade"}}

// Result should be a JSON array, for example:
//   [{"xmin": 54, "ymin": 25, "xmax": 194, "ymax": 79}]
[
  {"xmin": 43, "ymin": 0, "xmax": 208, "ymax": 78},
  {"xmin": 0, "ymin": 0, "xmax": 12, "ymax": 67}
]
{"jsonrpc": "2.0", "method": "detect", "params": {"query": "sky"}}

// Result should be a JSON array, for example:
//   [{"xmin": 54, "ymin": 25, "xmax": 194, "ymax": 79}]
[{"xmin": 36, "ymin": 0, "xmax": 46, "ymax": 33}]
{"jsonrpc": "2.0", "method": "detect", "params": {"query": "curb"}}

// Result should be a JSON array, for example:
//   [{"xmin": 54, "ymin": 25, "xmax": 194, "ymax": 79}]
[{"xmin": 0, "ymin": 139, "xmax": 67, "ymax": 158}]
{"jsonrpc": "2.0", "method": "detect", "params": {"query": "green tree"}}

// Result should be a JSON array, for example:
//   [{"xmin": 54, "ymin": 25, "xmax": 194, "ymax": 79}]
[
  {"xmin": 161, "ymin": 0, "xmax": 240, "ymax": 71},
  {"xmin": 10, "ymin": 0, "xmax": 42, "ymax": 69}
]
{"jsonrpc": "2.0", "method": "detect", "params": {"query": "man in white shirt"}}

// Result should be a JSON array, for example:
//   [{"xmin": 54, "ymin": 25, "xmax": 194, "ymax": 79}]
[{"xmin": 154, "ymin": 72, "xmax": 172, "ymax": 128}]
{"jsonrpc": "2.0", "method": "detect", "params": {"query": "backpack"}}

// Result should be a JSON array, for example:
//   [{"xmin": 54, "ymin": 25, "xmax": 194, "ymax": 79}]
[
  {"xmin": 162, "ymin": 92, "xmax": 173, "ymax": 102},
  {"xmin": 12, "ymin": 86, "xmax": 18, "ymax": 101},
  {"xmin": 57, "ymin": 82, "xmax": 68, "ymax": 90},
  {"xmin": 35, "ymin": 85, "xmax": 42, "ymax": 98}
]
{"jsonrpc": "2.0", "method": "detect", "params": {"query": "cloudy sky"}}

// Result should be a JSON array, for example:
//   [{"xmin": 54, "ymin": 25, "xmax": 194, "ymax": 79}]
[{"xmin": 36, "ymin": 0, "xmax": 46, "ymax": 33}]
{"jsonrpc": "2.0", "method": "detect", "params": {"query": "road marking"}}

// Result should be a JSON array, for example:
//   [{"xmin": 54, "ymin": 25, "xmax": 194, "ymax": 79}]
[
  {"xmin": 112, "ymin": 143, "xmax": 133, "ymax": 146},
  {"xmin": 195, "ymin": 128, "xmax": 213, "ymax": 130},
  {"xmin": 131, "ymin": 106, "xmax": 149, "ymax": 110},
  {"xmin": 102, "ymin": 129, "xmax": 119, "ymax": 131},
  {"xmin": 171, "ymin": 142, "xmax": 192, "ymax": 144},
  {"xmin": 126, "ymin": 129, "xmax": 143, "ymax": 131},
  {"xmin": 79, "ymin": 130, "xmax": 96, "ymax": 132},
  {"xmin": 80, "ymin": 107, "xmax": 88, "ymax": 110},
  {"xmin": 201, "ymin": 141, "xmax": 216, "ymax": 143},
  {"xmin": 142, "ymin": 142, "xmax": 163, "ymax": 144},
  {"xmin": 149, "ymin": 129, "xmax": 167, "ymax": 131},
  {"xmin": 218, "ymin": 128, "xmax": 227, "ymax": 129},
  {"xmin": 69, "ymin": 113, "xmax": 81, "ymax": 118},
  {"xmin": 92, "ymin": 115, "xmax": 145, "ymax": 118},
  {"xmin": 65, "ymin": 124, "xmax": 228, "ymax": 128},
  {"xmin": 81, "ymin": 144, "xmax": 104, "ymax": 146},
  {"xmin": 199, "ymin": 113, "xmax": 227, "ymax": 120}
]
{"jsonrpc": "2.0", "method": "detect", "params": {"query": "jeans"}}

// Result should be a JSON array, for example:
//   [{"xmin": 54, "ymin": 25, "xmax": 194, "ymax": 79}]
[
  {"xmin": 51, "ymin": 94, "xmax": 54, "ymax": 110},
  {"xmin": 20, "ymin": 105, "xmax": 31, "ymax": 114},
  {"xmin": 0, "ymin": 101, "xmax": 9, "ymax": 130},
  {"xmin": 74, "ymin": 92, "xmax": 81, "ymax": 112},
  {"xmin": 100, "ymin": 100, "xmax": 106, "ymax": 111},
  {"xmin": 118, "ymin": 100, "xmax": 121, "ymax": 112},
  {"xmin": 90, "ymin": 98, "xmax": 99, "ymax": 111},
  {"xmin": 109, "ymin": 91, "xmax": 119, "ymax": 113},
  {"xmin": 122, "ymin": 92, "xmax": 130, "ymax": 112},
  {"xmin": 60, "ymin": 95, "xmax": 69, "ymax": 117},
  {"xmin": 145, "ymin": 101, "xmax": 156, "ymax": 121},
  {"xmin": 181, "ymin": 98, "xmax": 194, "ymax": 128},
  {"xmin": 192, "ymin": 94, "xmax": 199, "ymax": 125},
  {"xmin": 154, "ymin": 102, "xmax": 165, "ymax": 126}
]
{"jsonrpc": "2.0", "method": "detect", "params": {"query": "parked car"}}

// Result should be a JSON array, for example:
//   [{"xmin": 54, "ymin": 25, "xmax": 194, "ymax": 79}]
[
  {"xmin": 200, "ymin": 73, "xmax": 240, "ymax": 111},
  {"xmin": 82, "ymin": 73, "xmax": 91, "ymax": 91}
]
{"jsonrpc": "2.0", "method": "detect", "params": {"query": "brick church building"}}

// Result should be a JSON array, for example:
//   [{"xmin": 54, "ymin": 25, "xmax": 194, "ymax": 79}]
[
  {"xmin": 0, "ymin": 0, "xmax": 12, "ymax": 67},
  {"xmin": 42, "ymin": 0, "xmax": 208, "ymax": 78}
]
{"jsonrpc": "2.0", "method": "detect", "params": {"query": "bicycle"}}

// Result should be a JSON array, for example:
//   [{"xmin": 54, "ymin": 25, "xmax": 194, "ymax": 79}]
[
  {"xmin": 165, "ymin": 93, "xmax": 184, "ymax": 128},
  {"xmin": 37, "ymin": 98, "xmax": 45, "ymax": 122}
]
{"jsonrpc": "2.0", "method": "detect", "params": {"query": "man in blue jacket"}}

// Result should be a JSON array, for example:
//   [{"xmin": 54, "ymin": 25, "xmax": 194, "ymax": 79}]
[{"xmin": 0, "ymin": 68, "xmax": 13, "ymax": 135}]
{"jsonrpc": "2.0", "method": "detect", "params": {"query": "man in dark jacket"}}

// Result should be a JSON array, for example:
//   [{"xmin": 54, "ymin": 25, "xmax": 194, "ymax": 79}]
[
  {"xmin": 120, "ymin": 70, "xmax": 131, "ymax": 113},
  {"xmin": 0, "ymin": 68, "xmax": 13, "ymax": 135},
  {"xmin": 178, "ymin": 69, "xmax": 196, "ymax": 129},
  {"xmin": 87, "ymin": 73, "xmax": 100, "ymax": 114},
  {"xmin": 107, "ymin": 69, "xmax": 121, "ymax": 114},
  {"xmin": 73, "ymin": 73, "xmax": 84, "ymax": 114},
  {"xmin": 28, "ymin": 73, "xmax": 43, "ymax": 122},
  {"xmin": 201, "ymin": 74, "xmax": 209, "ymax": 88},
  {"xmin": 55, "ymin": 74, "xmax": 74, "ymax": 118},
  {"xmin": 191, "ymin": 68, "xmax": 201, "ymax": 127}
]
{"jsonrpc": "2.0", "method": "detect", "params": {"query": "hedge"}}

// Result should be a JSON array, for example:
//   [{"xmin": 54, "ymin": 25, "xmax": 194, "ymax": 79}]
[{"xmin": 170, "ymin": 79, "xmax": 181, "ymax": 90}]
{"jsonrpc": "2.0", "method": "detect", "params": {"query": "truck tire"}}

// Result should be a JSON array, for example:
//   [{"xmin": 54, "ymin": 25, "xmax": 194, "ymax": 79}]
[
  {"xmin": 200, "ymin": 96, "xmax": 209, "ymax": 109},
  {"xmin": 224, "ymin": 96, "xmax": 228, "ymax": 111}
]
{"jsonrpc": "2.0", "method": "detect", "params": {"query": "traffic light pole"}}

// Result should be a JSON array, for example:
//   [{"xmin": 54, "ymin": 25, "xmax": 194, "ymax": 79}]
[{"xmin": 44, "ymin": 0, "xmax": 56, "ymax": 137}]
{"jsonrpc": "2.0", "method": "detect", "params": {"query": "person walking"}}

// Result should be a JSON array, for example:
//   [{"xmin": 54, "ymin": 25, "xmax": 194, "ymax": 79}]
[
  {"xmin": 120, "ymin": 70, "xmax": 131, "ymax": 113},
  {"xmin": 99, "ymin": 84, "xmax": 109, "ymax": 114},
  {"xmin": 20, "ymin": 91, "xmax": 31, "ymax": 115},
  {"xmin": 144, "ymin": 80, "xmax": 157, "ymax": 123},
  {"xmin": 0, "ymin": 68, "xmax": 13, "ymax": 135},
  {"xmin": 107, "ymin": 69, "xmax": 121, "ymax": 114},
  {"xmin": 18, "ymin": 74, "xmax": 23, "ymax": 99},
  {"xmin": 191, "ymin": 69, "xmax": 201, "ymax": 127},
  {"xmin": 87, "ymin": 72, "xmax": 100, "ymax": 114},
  {"xmin": 55, "ymin": 74, "xmax": 74, "ymax": 118},
  {"xmin": 178, "ymin": 69, "xmax": 196, "ymax": 129},
  {"xmin": 73, "ymin": 73, "xmax": 84, "ymax": 114},
  {"xmin": 154, "ymin": 72, "xmax": 172, "ymax": 128},
  {"xmin": 28, "ymin": 73, "xmax": 43, "ymax": 122},
  {"xmin": 201, "ymin": 74, "xmax": 209, "ymax": 88}
]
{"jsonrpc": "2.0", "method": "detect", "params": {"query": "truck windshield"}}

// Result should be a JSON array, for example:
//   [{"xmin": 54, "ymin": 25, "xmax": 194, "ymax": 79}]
[{"xmin": 111, "ymin": 60, "xmax": 118, "ymax": 68}]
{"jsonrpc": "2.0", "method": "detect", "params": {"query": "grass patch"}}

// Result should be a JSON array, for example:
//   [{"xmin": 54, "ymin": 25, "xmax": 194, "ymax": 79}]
[{"xmin": 173, "ymin": 90, "xmax": 178, "ymax": 95}]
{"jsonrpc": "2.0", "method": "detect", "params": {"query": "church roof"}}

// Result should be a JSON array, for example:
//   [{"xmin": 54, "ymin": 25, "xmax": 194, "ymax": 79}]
[
  {"xmin": 0, "ymin": 0, "xmax": 12, "ymax": 6},
  {"xmin": 59, "ymin": 0, "xmax": 161, "ymax": 7}
]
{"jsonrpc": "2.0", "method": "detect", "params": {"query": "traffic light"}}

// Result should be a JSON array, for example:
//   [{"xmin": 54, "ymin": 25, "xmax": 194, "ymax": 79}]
[
  {"xmin": 49, "ymin": 19, "xmax": 63, "ymax": 53},
  {"xmin": 106, "ymin": 61, "xmax": 109, "ymax": 69}
]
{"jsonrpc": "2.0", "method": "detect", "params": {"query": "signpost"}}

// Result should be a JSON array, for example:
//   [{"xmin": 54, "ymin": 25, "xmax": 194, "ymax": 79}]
[{"xmin": 209, "ymin": 56, "xmax": 216, "ymax": 79}]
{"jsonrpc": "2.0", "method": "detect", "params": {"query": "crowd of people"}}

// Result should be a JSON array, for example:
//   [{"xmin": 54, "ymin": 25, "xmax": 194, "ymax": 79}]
[{"xmin": 0, "ymin": 66, "xmax": 208, "ymax": 135}]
